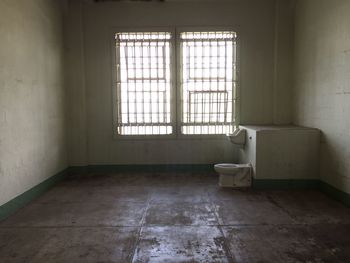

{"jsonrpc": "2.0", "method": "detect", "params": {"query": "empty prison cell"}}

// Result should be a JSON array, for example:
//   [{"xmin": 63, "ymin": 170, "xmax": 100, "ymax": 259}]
[{"xmin": 0, "ymin": 0, "xmax": 349, "ymax": 262}]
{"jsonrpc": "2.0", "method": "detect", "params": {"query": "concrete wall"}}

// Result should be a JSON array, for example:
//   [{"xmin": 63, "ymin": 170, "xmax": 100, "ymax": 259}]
[
  {"xmin": 293, "ymin": 0, "xmax": 350, "ymax": 193},
  {"xmin": 256, "ymin": 127, "xmax": 320, "ymax": 180},
  {"xmin": 65, "ymin": 0, "xmax": 88, "ymax": 166},
  {"xmin": 66, "ymin": 0, "xmax": 295, "ymax": 166},
  {"xmin": 239, "ymin": 126, "xmax": 320, "ymax": 180},
  {"xmin": 0, "ymin": 0, "xmax": 67, "ymax": 206},
  {"xmin": 273, "ymin": 0, "xmax": 295, "ymax": 124},
  {"xmin": 238, "ymin": 126, "xmax": 257, "ymax": 176}
]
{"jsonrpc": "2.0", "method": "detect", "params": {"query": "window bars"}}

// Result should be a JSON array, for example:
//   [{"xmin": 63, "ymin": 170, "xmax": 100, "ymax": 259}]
[
  {"xmin": 115, "ymin": 32, "xmax": 172, "ymax": 135},
  {"xmin": 115, "ymin": 30, "xmax": 237, "ymax": 136},
  {"xmin": 180, "ymin": 31, "xmax": 237, "ymax": 135}
]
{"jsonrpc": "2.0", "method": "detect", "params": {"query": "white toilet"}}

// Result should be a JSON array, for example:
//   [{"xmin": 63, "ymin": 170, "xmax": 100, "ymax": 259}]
[
  {"xmin": 215, "ymin": 127, "xmax": 252, "ymax": 187},
  {"xmin": 214, "ymin": 163, "xmax": 252, "ymax": 188}
]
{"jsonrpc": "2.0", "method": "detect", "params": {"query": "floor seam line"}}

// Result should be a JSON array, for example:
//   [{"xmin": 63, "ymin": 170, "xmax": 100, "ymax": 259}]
[
  {"xmin": 209, "ymin": 193, "xmax": 236, "ymax": 263},
  {"xmin": 129, "ymin": 195, "xmax": 151, "ymax": 262}
]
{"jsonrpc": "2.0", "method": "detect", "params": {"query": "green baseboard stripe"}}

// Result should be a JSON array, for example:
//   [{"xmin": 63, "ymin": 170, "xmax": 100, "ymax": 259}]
[
  {"xmin": 253, "ymin": 178, "xmax": 350, "ymax": 207},
  {"xmin": 319, "ymin": 181, "xmax": 350, "ymax": 207},
  {"xmin": 68, "ymin": 164, "xmax": 215, "ymax": 175},
  {"xmin": 253, "ymin": 179, "xmax": 320, "ymax": 190},
  {"xmin": 0, "ymin": 168, "xmax": 69, "ymax": 221},
  {"xmin": 68, "ymin": 166, "xmax": 350, "ymax": 206},
  {"xmin": 68, "ymin": 165, "xmax": 89, "ymax": 175},
  {"xmin": 1, "ymin": 166, "xmax": 349, "ymax": 222}
]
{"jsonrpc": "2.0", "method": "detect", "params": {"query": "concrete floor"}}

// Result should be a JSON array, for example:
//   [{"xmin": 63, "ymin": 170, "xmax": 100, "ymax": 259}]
[{"xmin": 0, "ymin": 172, "xmax": 350, "ymax": 263}]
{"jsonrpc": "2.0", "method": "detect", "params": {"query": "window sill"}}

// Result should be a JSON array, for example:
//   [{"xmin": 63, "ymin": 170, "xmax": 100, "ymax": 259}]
[{"xmin": 112, "ymin": 133, "xmax": 229, "ymax": 141}]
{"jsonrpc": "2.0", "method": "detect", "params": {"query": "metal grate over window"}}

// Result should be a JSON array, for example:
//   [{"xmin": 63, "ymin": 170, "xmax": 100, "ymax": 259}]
[
  {"xmin": 115, "ymin": 32, "xmax": 172, "ymax": 135},
  {"xmin": 180, "ymin": 31, "xmax": 237, "ymax": 135}
]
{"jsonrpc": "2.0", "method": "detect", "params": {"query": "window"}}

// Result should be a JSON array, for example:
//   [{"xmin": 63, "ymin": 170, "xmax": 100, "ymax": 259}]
[
  {"xmin": 180, "ymin": 31, "xmax": 237, "ymax": 135},
  {"xmin": 114, "ymin": 30, "xmax": 237, "ymax": 136},
  {"xmin": 115, "ymin": 32, "xmax": 172, "ymax": 135}
]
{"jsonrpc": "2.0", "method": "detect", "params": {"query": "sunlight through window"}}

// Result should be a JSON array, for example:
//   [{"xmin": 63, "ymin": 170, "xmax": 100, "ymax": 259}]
[
  {"xmin": 115, "ymin": 32, "xmax": 172, "ymax": 135},
  {"xmin": 180, "ymin": 31, "xmax": 237, "ymax": 134}
]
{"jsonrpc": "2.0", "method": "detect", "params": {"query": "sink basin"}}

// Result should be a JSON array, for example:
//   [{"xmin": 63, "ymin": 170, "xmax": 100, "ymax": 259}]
[{"xmin": 227, "ymin": 128, "xmax": 246, "ymax": 145}]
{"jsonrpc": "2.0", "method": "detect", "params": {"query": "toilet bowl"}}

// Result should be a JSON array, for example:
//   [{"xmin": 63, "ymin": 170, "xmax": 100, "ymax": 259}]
[{"xmin": 214, "ymin": 163, "xmax": 252, "ymax": 187}]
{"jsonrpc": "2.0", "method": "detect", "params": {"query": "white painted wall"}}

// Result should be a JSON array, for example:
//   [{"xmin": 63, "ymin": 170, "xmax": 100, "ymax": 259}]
[
  {"xmin": 239, "ymin": 126, "xmax": 320, "ymax": 180},
  {"xmin": 0, "ymin": 0, "xmax": 67, "ymax": 206},
  {"xmin": 273, "ymin": 0, "xmax": 295, "ymax": 124},
  {"xmin": 66, "ymin": 0, "xmax": 294, "ymax": 166},
  {"xmin": 293, "ymin": 0, "xmax": 350, "ymax": 193},
  {"xmin": 238, "ymin": 126, "xmax": 257, "ymax": 175},
  {"xmin": 65, "ymin": 0, "xmax": 88, "ymax": 166},
  {"xmin": 256, "ymin": 127, "xmax": 320, "ymax": 179}
]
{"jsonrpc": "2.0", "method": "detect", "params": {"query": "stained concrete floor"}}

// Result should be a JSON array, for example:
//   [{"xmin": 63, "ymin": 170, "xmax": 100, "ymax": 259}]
[{"xmin": 0, "ymin": 172, "xmax": 350, "ymax": 263}]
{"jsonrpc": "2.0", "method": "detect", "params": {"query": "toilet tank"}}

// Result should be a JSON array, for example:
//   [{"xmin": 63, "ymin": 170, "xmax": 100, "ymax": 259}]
[{"xmin": 238, "ymin": 125, "xmax": 320, "ymax": 180}]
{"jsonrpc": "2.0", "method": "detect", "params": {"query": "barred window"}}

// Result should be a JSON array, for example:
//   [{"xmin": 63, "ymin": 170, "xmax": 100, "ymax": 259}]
[
  {"xmin": 180, "ymin": 31, "xmax": 237, "ymax": 134},
  {"xmin": 114, "ymin": 30, "xmax": 237, "ymax": 136},
  {"xmin": 115, "ymin": 32, "xmax": 172, "ymax": 135}
]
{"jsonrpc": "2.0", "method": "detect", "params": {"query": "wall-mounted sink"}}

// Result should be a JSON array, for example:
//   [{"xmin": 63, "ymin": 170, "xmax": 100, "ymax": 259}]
[{"xmin": 227, "ymin": 128, "xmax": 246, "ymax": 146}]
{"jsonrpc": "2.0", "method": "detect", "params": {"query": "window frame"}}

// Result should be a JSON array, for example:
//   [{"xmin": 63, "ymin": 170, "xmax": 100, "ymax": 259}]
[
  {"xmin": 176, "ymin": 27, "xmax": 239, "ymax": 138},
  {"xmin": 111, "ymin": 27, "xmax": 177, "ymax": 140},
  {"xmin": 111, "ymin": 26, "xmax": 240, "ymax": 140}
]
